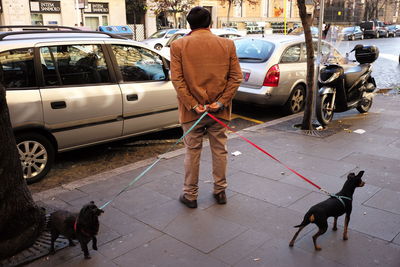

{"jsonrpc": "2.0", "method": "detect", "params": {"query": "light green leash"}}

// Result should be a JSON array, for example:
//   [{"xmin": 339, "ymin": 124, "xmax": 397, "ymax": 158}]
[{"xmin": 100, "ymin": 111, "xmax": 209, "ymax": 209}]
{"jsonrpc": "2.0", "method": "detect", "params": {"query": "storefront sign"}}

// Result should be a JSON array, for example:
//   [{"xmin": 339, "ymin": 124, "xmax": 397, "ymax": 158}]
[
  {"xmin": 30, "ymin": 1, "xmax": 61, "ymax": 13},
  {"xmin": 85, "ymin": 2, "xmax": 109, "ymax": 14}
]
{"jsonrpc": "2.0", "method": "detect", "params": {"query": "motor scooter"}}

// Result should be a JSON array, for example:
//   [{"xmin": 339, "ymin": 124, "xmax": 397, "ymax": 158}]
[{"xmin": 316, "ymin": 44, "xmax": 379, "ymax": 126}]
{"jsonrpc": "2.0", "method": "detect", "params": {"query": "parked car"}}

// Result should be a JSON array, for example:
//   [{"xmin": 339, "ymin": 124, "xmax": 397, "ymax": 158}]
[
  {"xmin": 339, "ymin": 26, "xmax": 364, "ymax": 41},
  {"xmin": 1, "ymin": 26, "xmax": 179, "ymax": 183},
  {"xmin": 233, "ymin": 35, "xmax": 354, "ymax": 114},
  {"xmin": 160, "ymin": 29, "xmax": 242, "ymax": 56},
  {"xmin": 359, "ymin": 21, "xmax": 388, "ymax": 38},
  {"xmin": 387, "ymin": 24, "xmax": 400, "ymax": 37},
  {"xmin": 142, "ymin": 28, "xmax": 180, "ymax": 50}
]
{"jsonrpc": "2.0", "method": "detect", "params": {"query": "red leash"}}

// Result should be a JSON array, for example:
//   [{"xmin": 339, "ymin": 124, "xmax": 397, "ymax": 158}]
[{"xmin": 207, "ymin": 112, "xmax": 323, "ymax": 191}]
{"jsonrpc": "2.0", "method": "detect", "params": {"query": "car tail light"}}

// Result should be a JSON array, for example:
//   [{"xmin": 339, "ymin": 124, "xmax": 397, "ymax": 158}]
[{"xmin": 263, "ymin": 64, "xmax": 280, "ymax": 87}]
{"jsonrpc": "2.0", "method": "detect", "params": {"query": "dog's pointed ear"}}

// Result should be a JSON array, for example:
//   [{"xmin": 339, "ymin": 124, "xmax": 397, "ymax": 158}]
[
  {"xmin": 347, "ymin": 172, "xmax": 355, "ymax": 180},
  {"xmin": 90, "ymin": 201, "xmax": 95, "ymax": 205},
  {"xmin": 356, "ymin": 170, "xmax": 365, "ymax": 178}
]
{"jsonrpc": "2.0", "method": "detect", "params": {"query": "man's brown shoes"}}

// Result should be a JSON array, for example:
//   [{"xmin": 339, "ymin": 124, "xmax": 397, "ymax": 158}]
[
  {"xmin": 179, "ymin": 194, "xmax": 198, "ymax": 208},
  {"xmin": 213, "ymin": 191, "xmax": 227, "ymax": 205}
]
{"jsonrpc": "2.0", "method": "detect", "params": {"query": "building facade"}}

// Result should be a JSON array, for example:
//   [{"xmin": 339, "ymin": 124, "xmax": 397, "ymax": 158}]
[{"xmin": 0, "ymin": 0, "xmax": 126, "ymax": 30}]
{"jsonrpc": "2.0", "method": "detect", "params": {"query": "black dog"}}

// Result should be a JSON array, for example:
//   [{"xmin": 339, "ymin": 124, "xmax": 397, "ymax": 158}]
[
  {"xmin": 49, "ymin": 201, "xmax": 104, "ymax": 259},
  {"xmin": 289, "ymin": 171, "xmax": 365, "ymax": 251}
]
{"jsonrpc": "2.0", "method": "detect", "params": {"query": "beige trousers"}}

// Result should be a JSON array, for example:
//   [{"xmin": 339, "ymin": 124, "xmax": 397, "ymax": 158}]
[{"xmin": 181, "ymin": 116, "xmax": 228, "ymax": 201}]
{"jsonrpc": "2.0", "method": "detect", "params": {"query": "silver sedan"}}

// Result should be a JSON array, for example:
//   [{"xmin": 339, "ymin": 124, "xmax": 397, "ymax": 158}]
[{"xmin": 234, "ymin": 35, "xmax": 349, "ymax": 114}]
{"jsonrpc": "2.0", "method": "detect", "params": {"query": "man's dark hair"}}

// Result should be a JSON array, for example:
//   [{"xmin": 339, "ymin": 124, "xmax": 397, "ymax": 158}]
[{"xmin": 186, "ymin": 6, "xmax": 211, "ymax": 30}]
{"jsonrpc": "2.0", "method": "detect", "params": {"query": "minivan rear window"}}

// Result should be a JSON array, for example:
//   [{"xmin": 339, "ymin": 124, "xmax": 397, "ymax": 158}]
[{"xmin": 234, "ymin": 39, "xmax": 275, "ymax": 63}]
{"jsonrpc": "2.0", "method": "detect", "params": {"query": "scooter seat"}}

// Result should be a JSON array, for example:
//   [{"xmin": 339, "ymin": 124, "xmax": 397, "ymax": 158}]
[{"xmin": 344, "ymin": 65, "xmax": 369, "ymax": 88}]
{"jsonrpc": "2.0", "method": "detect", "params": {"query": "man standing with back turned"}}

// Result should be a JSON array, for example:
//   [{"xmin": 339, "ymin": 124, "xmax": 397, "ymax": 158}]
[{"xmin": 170, "ymin": 6, "xmax": 242, "ymax": 208}]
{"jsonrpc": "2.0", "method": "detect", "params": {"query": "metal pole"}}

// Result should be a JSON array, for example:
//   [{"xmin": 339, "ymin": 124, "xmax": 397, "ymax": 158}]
[
  {"xmin": 284, "ymin": 0, "xmax": 288, "ymax": 34},
  {"xmin": 312, "ymin": 0, "xmax": 325, "ymax": 123}
]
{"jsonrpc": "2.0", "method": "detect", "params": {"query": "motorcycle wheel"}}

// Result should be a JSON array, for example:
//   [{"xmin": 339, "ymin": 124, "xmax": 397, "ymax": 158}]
[
  {"xmin": 316, "ymin": 94, "xmax": 334, "ymax": 126},
  {"xmin": 356, "ymin": 97, "xmax": 373, "ymax": 113}
]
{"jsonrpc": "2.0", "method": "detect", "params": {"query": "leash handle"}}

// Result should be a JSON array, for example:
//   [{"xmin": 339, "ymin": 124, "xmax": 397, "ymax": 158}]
[{"xmin": 100, "ymin": 112, "xmax": 209, "ymax": 209}]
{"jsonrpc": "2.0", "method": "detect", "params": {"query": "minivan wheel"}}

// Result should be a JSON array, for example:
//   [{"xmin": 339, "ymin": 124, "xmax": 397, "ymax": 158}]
[
  {"xmin": 284, "ymin": 85, "xmax": 305, "ymax": 114},
  {"xmin": 15, "ymin": 133, "xmax": 55, "ymax": 184}
]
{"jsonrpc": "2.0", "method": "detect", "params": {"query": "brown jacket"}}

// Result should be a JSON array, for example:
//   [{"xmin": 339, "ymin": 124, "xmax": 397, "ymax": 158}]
[{"xmin": 170, "ymin": 29, "xmax": 243, "ymax": 124}]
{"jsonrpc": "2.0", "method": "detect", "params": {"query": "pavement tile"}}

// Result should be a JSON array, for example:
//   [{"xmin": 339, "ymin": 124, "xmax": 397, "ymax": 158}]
[
  {"xmin": 134, "ymin": 199, "xmax": 192, "ymax": 231},
  {"xmin": 116, "ymin": 164, "xmax": 176, "ymax": 188},
  {"xmin": 209, "ymin": 229, "xmax": 272, "ymax": 265},
  {"xmin": 56, "ymin": 189, "xmax": 88, "ymax": 203},
  {"xmin": 228, "ymin": 152, "xmax": 290, "ymax": 181},
  {"xmin": 341, "ymin": 152, "xmax": 400, "ymax": 173},
  {"xmin": 98, "ymin": 221, "xmax": 163, "ymax": 260},
  {"xmin": 40, "ymin": 197, "xmax": 71, "ymax": 210},
  {"xmin": 163, "ymin": 209, "xmax": 248, "ymax": 253},
  {"xmin": 280, "ymin": 169, "xmax": 347, "ymax": 194},
  {"xmin": 100, "ymin": 206, "xmax": 148, "ymax": 236},
  {"xmin": 340, "ymin": 152, "xmax": 400, "ymax": 191},
  {"xmin": 394, "ymin": 233, "xmax": 400, "ymax": 245},
  {"xmin": 112, "ymin": 234, "xmax": 228, "ymax": 267},
  {"xmin": 389, "ymin": 138, "xmax": 400, "ymax": 149},
  {"xmin": 96, "ymin": 223, "xmax": 122, "ymax": 247},
  {"xmin": 228, "ymin": 171, "xmax": 310, "ymax": 207},
  {"xmin": 111, "ymin": 186, "xmax": 172, "ymax": 217},
  {"xmin": 234, "ymin": 238, "xmax": 341, "ymax": 267},
  {"xmin": 142, "ymin": 173, "xmax": 237, "ymax": 210},
  {"xmin": 282, "ymin": 152, "xmax": 357, "ymax": 178},
  {"xmin": 58, "ymin": 250, "xmax": 118, "ymax": 267},
  {"xmin": 346, "ymin": 204, "xmax": 400, "ymax": 242},
  {"xmin": 206, "ymin": 194, "xmax": 312, "ymax": 241},
  {"xmin": 295, "ymin": 226, "xmax": 400, "ymax": 267},
  {"xmin": 364, "ymin": 188, "xmax": 400, "ymax": 215}
]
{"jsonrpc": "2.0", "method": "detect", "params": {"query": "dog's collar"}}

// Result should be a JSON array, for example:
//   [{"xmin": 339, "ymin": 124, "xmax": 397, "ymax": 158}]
[{"xmin": 331, "ymin": 194, "xmax": 352, "ymax": 208}]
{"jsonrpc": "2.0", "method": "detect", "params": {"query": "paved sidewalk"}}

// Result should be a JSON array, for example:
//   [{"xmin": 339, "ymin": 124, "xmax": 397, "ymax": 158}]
[{"xmin": 30, "ymin": 92, "xmax": 400, "ymax": 267}]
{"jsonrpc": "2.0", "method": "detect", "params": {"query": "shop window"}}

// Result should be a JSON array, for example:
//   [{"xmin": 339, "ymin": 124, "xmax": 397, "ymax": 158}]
[
  {"xmin": 40, "ymin": 44, "xmax": 110, "ymax": 86},
  {"xmin": 111, "ymin": 45, "xmax": 166, "ymax": 82},
  {"xmin": 102, "ymin": 16, "xmax": 108, "ymax": 26},
  {"xmin": 85, "ymin": 17, "xmax": 99, "ymax": 31},
  {"xmin": 0, "ymin": 48, "xmax": 36, "ymax": 88},
  {"xmin": 31, "ymin": 14, "xmax": 44, "ymax": 25}
]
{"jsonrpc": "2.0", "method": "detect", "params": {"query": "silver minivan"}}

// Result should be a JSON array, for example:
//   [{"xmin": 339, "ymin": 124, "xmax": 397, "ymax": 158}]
[{"xmin": 2, "ymin": 27, "xmax": 179, "ymax": 183}]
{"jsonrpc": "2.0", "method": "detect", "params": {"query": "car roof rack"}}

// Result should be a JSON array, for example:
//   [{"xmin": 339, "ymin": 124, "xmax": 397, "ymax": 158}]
[
  {"xmin": 0, "ymin": 25, "xmax": 80, "ymax": 31},
  {"xmin": 0, "ymin": 26, "xmax": 128, "ymax": 41}
]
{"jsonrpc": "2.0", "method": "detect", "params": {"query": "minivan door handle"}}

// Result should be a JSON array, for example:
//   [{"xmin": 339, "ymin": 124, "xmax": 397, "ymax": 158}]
[
  {"xmin": 51, "ymin": 101, "xmax": 66, "ymax": 109},
  {"xmin": 127, "ymin": 94, "xmax": 138, "ymax": 101}
]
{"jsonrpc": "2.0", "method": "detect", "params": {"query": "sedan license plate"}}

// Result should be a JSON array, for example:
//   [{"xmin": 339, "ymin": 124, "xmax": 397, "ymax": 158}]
[{"xmin": 243, "ymin": 71, "xmax": 250, "ymax": 82}]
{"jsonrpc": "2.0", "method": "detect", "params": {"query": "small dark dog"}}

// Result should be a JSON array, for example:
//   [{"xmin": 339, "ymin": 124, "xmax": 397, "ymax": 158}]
[
  {"xmin": 49, "ymin": 201, "xmax": 104, "ymax": 259},
  {"xmin": 289, "ymin": 171, "xmax": 365, "ymax": 251}
]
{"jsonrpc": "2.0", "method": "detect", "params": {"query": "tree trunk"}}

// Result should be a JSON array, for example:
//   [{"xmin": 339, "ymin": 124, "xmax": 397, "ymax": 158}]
[
  {"xmin": 0, "ymin": 84, "xmax": 45, "ymax": 260},
  {"xmin": 297, "ymin": 0, "xmax": 315, "ymax": 130},
  {"xmin": 364, "ymin": 1, "xmax": 369, "ymax": 21},
  {"xmin": 227, "ymin": 1, "xmax": 232, "ymax": 26}
]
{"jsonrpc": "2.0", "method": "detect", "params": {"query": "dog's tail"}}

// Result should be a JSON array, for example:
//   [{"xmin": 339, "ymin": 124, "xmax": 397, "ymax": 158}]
[{"xmin": 294, "ymin": 213, "xmax": 314, "ymax": 228}]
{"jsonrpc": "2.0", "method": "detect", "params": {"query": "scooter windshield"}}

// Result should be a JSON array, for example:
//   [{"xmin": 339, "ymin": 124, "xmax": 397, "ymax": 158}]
[{"xmin": 318, "ymin": 24, "xmax": 348, "ymax": 66}]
